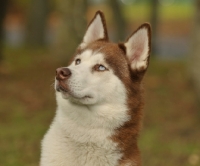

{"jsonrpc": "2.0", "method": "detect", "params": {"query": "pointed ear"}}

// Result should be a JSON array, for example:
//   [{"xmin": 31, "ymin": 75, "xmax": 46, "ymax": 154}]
[
  {"xmin": 124, "ymin": 23, "xmax": 151, "ymax": 72},
  {"xmin": 80, "ymin": 11, "xmax": 108, "ymax": 49}
]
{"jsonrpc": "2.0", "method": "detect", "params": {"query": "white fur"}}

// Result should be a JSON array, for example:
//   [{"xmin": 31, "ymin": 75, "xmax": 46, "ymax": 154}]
[
  {"xmin": 40, "ymin": 50, "xmax": 130, "ymax": 166},
  {"xmin": 125, "ymin": 27, "xmax": 149, "ymax": 71}
]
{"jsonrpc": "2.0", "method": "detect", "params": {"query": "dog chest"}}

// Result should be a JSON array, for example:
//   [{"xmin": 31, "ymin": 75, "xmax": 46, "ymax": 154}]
[
  {"xmin": 41, "ymin": 122, "xmax": 122, "ymax": 166},
  {"xmin": 66, "ymin": 140, "xmax": 122, "ymax": 166}
]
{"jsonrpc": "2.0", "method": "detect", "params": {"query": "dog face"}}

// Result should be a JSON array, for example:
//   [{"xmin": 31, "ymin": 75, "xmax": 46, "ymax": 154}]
[
  {"xmin": 55, "ymin": 47, "xmax": 128, "ymax": 105},
  {"xmin": 55, "ymin": 11, "xmax": 151, "ymax": 106},
  {"xmin": 54, "ymin": 44, "xmax": 132, "ymax": 132}
]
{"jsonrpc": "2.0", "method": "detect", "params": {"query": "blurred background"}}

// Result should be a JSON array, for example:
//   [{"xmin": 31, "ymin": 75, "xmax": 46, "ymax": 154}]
[{"xmin": 0, "ymin": 0, "xmax": 199, "ymax": 165}]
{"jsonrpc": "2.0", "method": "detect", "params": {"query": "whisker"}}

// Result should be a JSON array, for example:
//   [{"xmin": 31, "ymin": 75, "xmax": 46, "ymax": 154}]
[
  {"xmin": 50, "ymin": 79, "xmax": 55, "ymax": 90},
  {"xmin": 50, "ymin": 82, "xmax": 55, "ymax": 87}
]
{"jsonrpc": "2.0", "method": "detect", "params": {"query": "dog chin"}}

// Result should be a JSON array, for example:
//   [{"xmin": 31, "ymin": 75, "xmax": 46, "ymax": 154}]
[
  {"xmin": 56, "ymin": 88, "xmax": 96, "ymax": 105},
  {"xmin": 55, "ymin": 82, "xmax": 97, "ymax": 105}
]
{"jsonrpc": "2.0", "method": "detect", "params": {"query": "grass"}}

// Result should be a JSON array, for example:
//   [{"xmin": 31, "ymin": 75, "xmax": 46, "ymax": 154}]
[
  {"xmin": 141, "ymin": 60, "xmax": 200, "ymax": 166},
  {"xmin": 0, "ymin": 48, "xmax": 199, "ymax": 166},
  {"xmin": 0, "ymin": 48, "xmax": 58, "ymax": 166}
]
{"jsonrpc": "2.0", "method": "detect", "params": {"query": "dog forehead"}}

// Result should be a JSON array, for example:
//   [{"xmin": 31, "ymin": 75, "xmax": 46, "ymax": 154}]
[
  {"xmin": 78, "ymin": 42, "xmax": 128, "ymax": 75},
  {"xmin": 76, "ymin": 49, "xmax": 106, "ymax": 64},
  {"xmin": 78, "ymin": 42, "xmax": 127, "ymax": 63}
]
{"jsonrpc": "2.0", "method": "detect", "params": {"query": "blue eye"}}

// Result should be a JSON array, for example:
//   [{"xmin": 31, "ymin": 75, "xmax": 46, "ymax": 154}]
[
  {"xmin": 93, "ymin": 64, "xmax": 108, "ymax": 72},
  {"xmin": 75, "ymin": 59, "xmax": 81, "ymax": 65},
  {"xmin": 98, "ymin": 65, "xmax": 106, "ymax": 71}
]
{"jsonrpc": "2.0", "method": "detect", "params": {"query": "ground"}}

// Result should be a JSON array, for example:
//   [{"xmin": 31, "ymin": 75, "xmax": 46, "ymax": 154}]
[{"xmin": 0, "ymin": 49, "xmax": 199, "ymax": 166}]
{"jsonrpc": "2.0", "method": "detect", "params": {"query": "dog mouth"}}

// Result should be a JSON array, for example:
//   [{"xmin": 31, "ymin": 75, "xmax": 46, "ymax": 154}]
[
  {"xmin": 56, "ymin": 81, "xmax": 68, "ymax": 93},
  {"xmin": 56, "ymin": 81, "xmax": 92, "ymax": 100},
  {"xmin": 56, "ymin": 86, "xmax": 68, "ymax": 93}
]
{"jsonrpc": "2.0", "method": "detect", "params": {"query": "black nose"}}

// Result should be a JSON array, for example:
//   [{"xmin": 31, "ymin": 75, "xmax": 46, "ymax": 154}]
[{"xmin": 56, "ymin": 67, "xmax": 71, "ymax": 81}]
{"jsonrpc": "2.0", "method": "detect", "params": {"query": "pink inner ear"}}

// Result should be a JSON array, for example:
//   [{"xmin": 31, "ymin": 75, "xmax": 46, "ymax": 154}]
[{"xmin": 130, "ymin": 48, "xmax": 143, "ymax": 62}]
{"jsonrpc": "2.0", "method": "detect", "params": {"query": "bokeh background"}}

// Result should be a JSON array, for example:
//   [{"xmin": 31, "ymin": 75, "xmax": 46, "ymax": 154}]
[{"xmin": 0, "ymin": 0, "xmax": 199, "ymax": 166}]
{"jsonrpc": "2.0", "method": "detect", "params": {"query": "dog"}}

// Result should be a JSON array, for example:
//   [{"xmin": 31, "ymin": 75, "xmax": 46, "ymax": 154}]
[{"xmin": 40, "ymin": 11, "xmax": 151, "ymax": 166}]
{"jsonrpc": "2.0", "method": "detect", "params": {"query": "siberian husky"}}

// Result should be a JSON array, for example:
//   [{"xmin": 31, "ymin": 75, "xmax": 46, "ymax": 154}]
[{"xmin": 40, "ymin": 11, "xmax": 151, "ymax": 166}]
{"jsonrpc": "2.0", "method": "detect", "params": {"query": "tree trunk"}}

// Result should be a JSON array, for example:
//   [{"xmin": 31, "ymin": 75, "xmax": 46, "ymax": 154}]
[
  {"xmin": 150, "ymin": 0, "xmax": 159, "ymax": 56},
  {"xmin": 190, "ymin": 0, "xmax": 200, "ymax": 105},
  {"xmin": 108, "ymin": 0, "xmax": 127, "ymax": 41},
  {"xmin": 26, "ymin": 0, "xmax": 49, "ymax": 47},
  {"xmin": 0, "ymin": 0, "xmax": 8, "ymax": 62},
  {"xmin": 55, "ymin": 0, "xmax": 87, "ymax": 61}
]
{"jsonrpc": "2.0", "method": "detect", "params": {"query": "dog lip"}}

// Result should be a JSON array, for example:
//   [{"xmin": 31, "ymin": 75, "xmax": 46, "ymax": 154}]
[
  {"xmin": 56, "ymin": 87, "xmax": 61, "ymax": 92},
  {"xmin": 56, "ymin": 81, "xmax": 68, "ymax": 92},
  {"xmin": 82, "ymin": 95, "xmax": 92, "ymax": 99},
  {"xmin": 58, "ymin": 86, "xmax": 68, "ymax": 92}
]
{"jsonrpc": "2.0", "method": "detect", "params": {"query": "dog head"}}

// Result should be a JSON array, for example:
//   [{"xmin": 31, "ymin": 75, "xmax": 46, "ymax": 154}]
[{"xmin": 55, "ymin": 11, "xmax": 151, "ymax": 106}]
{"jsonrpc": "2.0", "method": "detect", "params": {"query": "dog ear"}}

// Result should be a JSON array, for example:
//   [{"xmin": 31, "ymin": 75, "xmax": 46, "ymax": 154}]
[
  {"xmin": 80, "ymin": 11, "xmax": 108, "ymax": 49},
  {"xmin": 124, "ymin": 23, "xmax": 151, "ymax": 72}
]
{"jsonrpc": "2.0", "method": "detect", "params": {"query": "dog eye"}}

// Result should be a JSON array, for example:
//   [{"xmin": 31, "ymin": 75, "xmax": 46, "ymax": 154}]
[
  {"xmin": 98, "ymin": 65, "xmax": 106, "ymax": 71},
  {"xmin": 75, "ymin": 59, "xmax": 81, "ymax": 65},
  {"xmin": 94, "ymin": 64, "xmax": 107, "ymax": 72}
]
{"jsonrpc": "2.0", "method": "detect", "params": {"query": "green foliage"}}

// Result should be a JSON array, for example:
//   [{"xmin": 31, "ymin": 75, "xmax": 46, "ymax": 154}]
[{"xmin": 123, "ymin": 3, "xmax": 194, "ymax": 21}]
